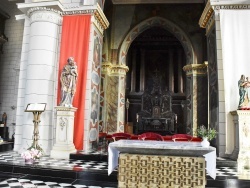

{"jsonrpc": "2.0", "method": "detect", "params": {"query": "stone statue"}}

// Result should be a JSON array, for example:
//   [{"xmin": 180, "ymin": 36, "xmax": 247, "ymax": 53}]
[
  {"xmin": 238, "ymin": 74, "xmax": 250, "ymax": 109},
  {"xmin": 59, "ymin": 57, "xmax": 78, "ymax": 107}
]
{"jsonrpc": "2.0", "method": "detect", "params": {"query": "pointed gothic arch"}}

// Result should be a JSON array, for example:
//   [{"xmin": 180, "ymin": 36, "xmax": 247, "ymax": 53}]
[{"xmin": 118, "ymin": 16, "xmax": 196, "ymax": 66}]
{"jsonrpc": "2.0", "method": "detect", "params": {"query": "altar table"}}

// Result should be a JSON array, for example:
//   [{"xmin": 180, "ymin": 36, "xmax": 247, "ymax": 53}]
[{"xmin": 108, "ymin": 140, "xmax": 216, "ymax": 188}]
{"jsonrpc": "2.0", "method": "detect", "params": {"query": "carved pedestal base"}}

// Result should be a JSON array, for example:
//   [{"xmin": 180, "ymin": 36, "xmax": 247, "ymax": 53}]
[
  {"xmin": 231, "ymin": 110, "xmax": 250, "ymax": 174},
  {"xmin": 50, "ymin": 106, "xmax": 77, "ymax": 159}
]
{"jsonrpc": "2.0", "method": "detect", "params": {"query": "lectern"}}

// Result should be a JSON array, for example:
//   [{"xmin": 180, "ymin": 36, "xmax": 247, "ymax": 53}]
[{"xmin": 25, "ymin": 103, "xmax": 46, "ymax": 151}]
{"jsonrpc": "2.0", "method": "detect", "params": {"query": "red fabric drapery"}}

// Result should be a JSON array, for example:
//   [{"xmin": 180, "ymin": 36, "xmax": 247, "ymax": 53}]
[{"xmin": 57, "ymin": 15, "xmax": 91, "ymax": 150}]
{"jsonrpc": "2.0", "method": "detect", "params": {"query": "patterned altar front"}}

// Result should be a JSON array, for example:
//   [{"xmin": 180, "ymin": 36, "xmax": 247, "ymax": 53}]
[
  {"xmin": 119, "ymin": 153, "xmax": 206, "ymax": 188},
  {"xmin": 108, "ymin": 140, "xmax": 216, "ymax": 188}
]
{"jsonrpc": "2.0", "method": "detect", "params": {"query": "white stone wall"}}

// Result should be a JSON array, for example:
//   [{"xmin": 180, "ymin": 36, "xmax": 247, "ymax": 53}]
[
  {"xmin": 15, "ymin": 18, "xmax": 30, "ymax": 152},
  {"xmin": 212, "ymin": 11, "xmax": 227, "ymax": 157},
  {"xmin": 0, "ymin": 1, "xmax": 24, "ymax": 141}
]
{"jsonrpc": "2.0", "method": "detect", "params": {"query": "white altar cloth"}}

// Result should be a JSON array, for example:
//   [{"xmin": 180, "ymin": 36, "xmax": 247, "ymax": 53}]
[{"xmin": 108, "ymin": 140, "xmax": 216, "ymax": 179}]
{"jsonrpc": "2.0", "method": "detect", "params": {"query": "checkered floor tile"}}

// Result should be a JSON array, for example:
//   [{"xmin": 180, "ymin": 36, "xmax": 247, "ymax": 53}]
[
  {"xmin": 0, "ymin": 178, "xmax": 116, "ymax": 188},
  {"xmin": 1, "ymin": 151, "xmax": 250, "ymax": 188},
  {"xmin": 0, "ymin": 151, "xmax": 109, "ymax": 171}
]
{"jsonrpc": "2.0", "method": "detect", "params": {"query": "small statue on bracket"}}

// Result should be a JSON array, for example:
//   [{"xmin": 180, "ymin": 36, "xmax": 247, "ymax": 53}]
[
  {"xmin": 59, "ymin": 57, "xmax": 78, "ymax": 107},
  {"xmin": 238, "ymin": 74, "xmax": 250, "ymax": 109}
]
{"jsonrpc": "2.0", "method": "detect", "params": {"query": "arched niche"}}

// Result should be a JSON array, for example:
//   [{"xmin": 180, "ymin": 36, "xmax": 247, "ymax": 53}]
[{"xmin": 118, "ymin": 16, "xmax": 195, "ymax": 66}]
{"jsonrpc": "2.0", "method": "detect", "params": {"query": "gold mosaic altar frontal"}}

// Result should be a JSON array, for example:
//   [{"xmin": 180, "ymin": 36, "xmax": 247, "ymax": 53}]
[{"xmin": 118, "ymin": 153, "xmax": 206, "ymax": 188}]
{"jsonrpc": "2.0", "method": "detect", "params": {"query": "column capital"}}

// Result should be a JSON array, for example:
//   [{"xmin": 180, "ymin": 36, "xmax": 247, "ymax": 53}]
[
  {"xmin": 28, "ymin": 7, "xmax": 62, "ymax": 25},
  {"xmin": 101, "ymin": 62, "xmax": 113, "ymax": 75},
  {"xmin": 183, "ymin": 62, "xmax": 208, "ymax": 76},
  {"xmin": 102, "ymin": 62, "xmax": 129, "ymax": 76},
  {"xmin": 17, "ymin": 1, "xmax": 63, "ymax": 14}
]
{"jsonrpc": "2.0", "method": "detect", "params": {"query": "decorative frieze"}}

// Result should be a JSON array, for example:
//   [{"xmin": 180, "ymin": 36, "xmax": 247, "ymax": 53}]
[
  {"xmin": 213, "ymin": 5, "xmax": 250, "ymax": 10},
  {"xmin": 29, "ymin": 10, "xmax": 62, "ymax": 25},
  {"xmin": 183, "ymin": 62, "xmax": 208, "ymax": 76},
  {"xmin": 199, "ymin": 0, "xmax": 214, "ymax": 28},
  {"xmin": 199, "ymin": 1, "xmax": 250, "ymax": 30},
  {"xmin": 63, "ymin": 4, "xmax": 109, "ymax": 33},
  {"xmin": 63, "ymin": 9, "xmax": 95, "ymax": 15},
  {"xmin": 27, "ymin": 6, "xmax": 62, "ymax": 17},
  {"xmin": 26, "ymin": 4, "xmax": 109, "ymax": 33}
]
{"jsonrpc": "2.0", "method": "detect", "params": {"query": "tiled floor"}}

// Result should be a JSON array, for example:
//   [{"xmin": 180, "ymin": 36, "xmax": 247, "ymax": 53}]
[{"xmin": 1, "ymin": 151, "xmax": 250, "ymax": 188}]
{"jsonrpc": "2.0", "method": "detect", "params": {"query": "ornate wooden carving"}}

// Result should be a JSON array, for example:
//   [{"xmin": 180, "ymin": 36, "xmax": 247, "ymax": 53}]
[{"xmin": 136, "ymin": 70, "xmax": 176, "ymax": 135}]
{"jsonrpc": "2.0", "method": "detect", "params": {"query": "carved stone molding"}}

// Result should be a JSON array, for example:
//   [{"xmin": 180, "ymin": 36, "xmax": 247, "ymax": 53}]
[
  {"xmin": 199, "ymin": 1, "xmax": 250, "ymax": 30},
  {"xmin": 183, "ymin": 62, "xmax": 208, "ymax": 76},
  {"xmin": 59, "ymin": 117, "xmax": 67, "ymax": 131},
  {"xmin": 28, "ymin": 7, "xmax": 62, "ymax": 25},
  {"xmin": 102, "ymin": 62, "xmax": 129, "ymax": 76},
  {"xmin": 63, "ymin": 4, "xmax": 109, "ymax": 33},
  {"xmin": 213, "ymin": 4, "xmax": 250, "ymax": 10},
  {"xmin": 55, "ymin": 106, "xmax": 77, "ymax": 112},
  {"xmin": 231, "ymin": 110, "xmax": 250, "ymax": 117},
  {"xmin": 119, "ymin": 17, "xmax": 194, "ymax": 66},
  {"xmin": 199, "ymin": 1, "xmax": 214, "ymax": 28},
  {"xmin": 101, "ymin": 62, "xmax": 113, "ymax": 75},
  {"xmin": 27, "ymin": 6, "xmax": 62, "ymax": 16}
]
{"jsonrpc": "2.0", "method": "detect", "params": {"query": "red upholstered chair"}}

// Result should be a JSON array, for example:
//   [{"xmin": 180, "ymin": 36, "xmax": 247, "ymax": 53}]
[
  {"xmin": 130, "ymin": 134, "xmax": 139, "ymax": 140},
  {"xmin": 112, "ymin": 132, "xmax": 131, "ymax": 141},
  {"xmin": 162, "ymin": 135, "xmax": 173, "ymax": 142},
  {"xmin": 190, "ymin": 137, "xmax": 202, "ymax": 142},
  {"xmin": 138, "ymin": 132, "xmax": 164, "ymax": 141},
  {"xmin": 106, "ymin": 134, "xmax": 113, "ymax": 144},
  {"xmin": 172, "ymin": 134, "xmax": 192, "ymax": 142}
]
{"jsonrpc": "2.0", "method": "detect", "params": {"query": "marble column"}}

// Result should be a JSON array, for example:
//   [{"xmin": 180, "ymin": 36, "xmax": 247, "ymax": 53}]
[
  {"xmin": 183, "ymin": 63, "xmax": 208, "ymax": 136},
  {"xmin": 101, "ymin": 62, "xmax": 112, "ymax": 133},
  {"xmin": 50, "ymin": 107, "xmax": 77, "ymax": 159},
  {"xmin": 114, "ymin": 65, "xmax": 129, "ymax": 132},
  {"xmin": 18, "ymin": 6, "xmax": 62, "ymax": 154}
]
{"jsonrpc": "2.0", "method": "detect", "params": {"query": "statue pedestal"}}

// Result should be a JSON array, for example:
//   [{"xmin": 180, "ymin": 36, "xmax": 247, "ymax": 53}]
[
  {"xmin": 231, "ymin": 110, "xmax": 250, "ymax": 174},
  {"xmin": 50, "ymin": 106, "xmax": 77, "ymax": 159}
]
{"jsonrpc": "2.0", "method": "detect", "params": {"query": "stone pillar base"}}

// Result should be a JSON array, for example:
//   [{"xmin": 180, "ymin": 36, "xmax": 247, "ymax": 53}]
[
  {"xmin": 237, "ymin": 151, "xmax": 250, "ymax": 174},
  {"xmin": 50, "ymin": 106, "xmax": 77, "ymax": 159},
  {"xmin": 50, "ymin": 143, "xmax": 76, "ymax": 159}
]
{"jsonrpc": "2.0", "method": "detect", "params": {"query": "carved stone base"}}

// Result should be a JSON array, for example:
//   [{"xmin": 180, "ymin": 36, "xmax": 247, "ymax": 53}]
[
  {"xmin": 238, "ymin": 150, "xmax": 250, "ymax": 174},
  {"xmin": 50, "ymin": 106, "xmax": 77, "ymax": 159},
  {"xmin": 231, "ymin": 110, "xmax": 250, "ymax": 174}
]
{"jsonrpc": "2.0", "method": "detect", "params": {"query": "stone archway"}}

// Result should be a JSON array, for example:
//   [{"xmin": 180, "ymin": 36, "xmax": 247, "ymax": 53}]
[{"xmin": 118, "ymin": 16, "xmax": 196, "ymax": 66}]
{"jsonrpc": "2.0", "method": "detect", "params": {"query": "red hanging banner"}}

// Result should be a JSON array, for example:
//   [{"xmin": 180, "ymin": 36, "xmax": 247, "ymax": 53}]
[{"xmin": 58, "ymin": 15, "xmax": 91, "ymax": 150}]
